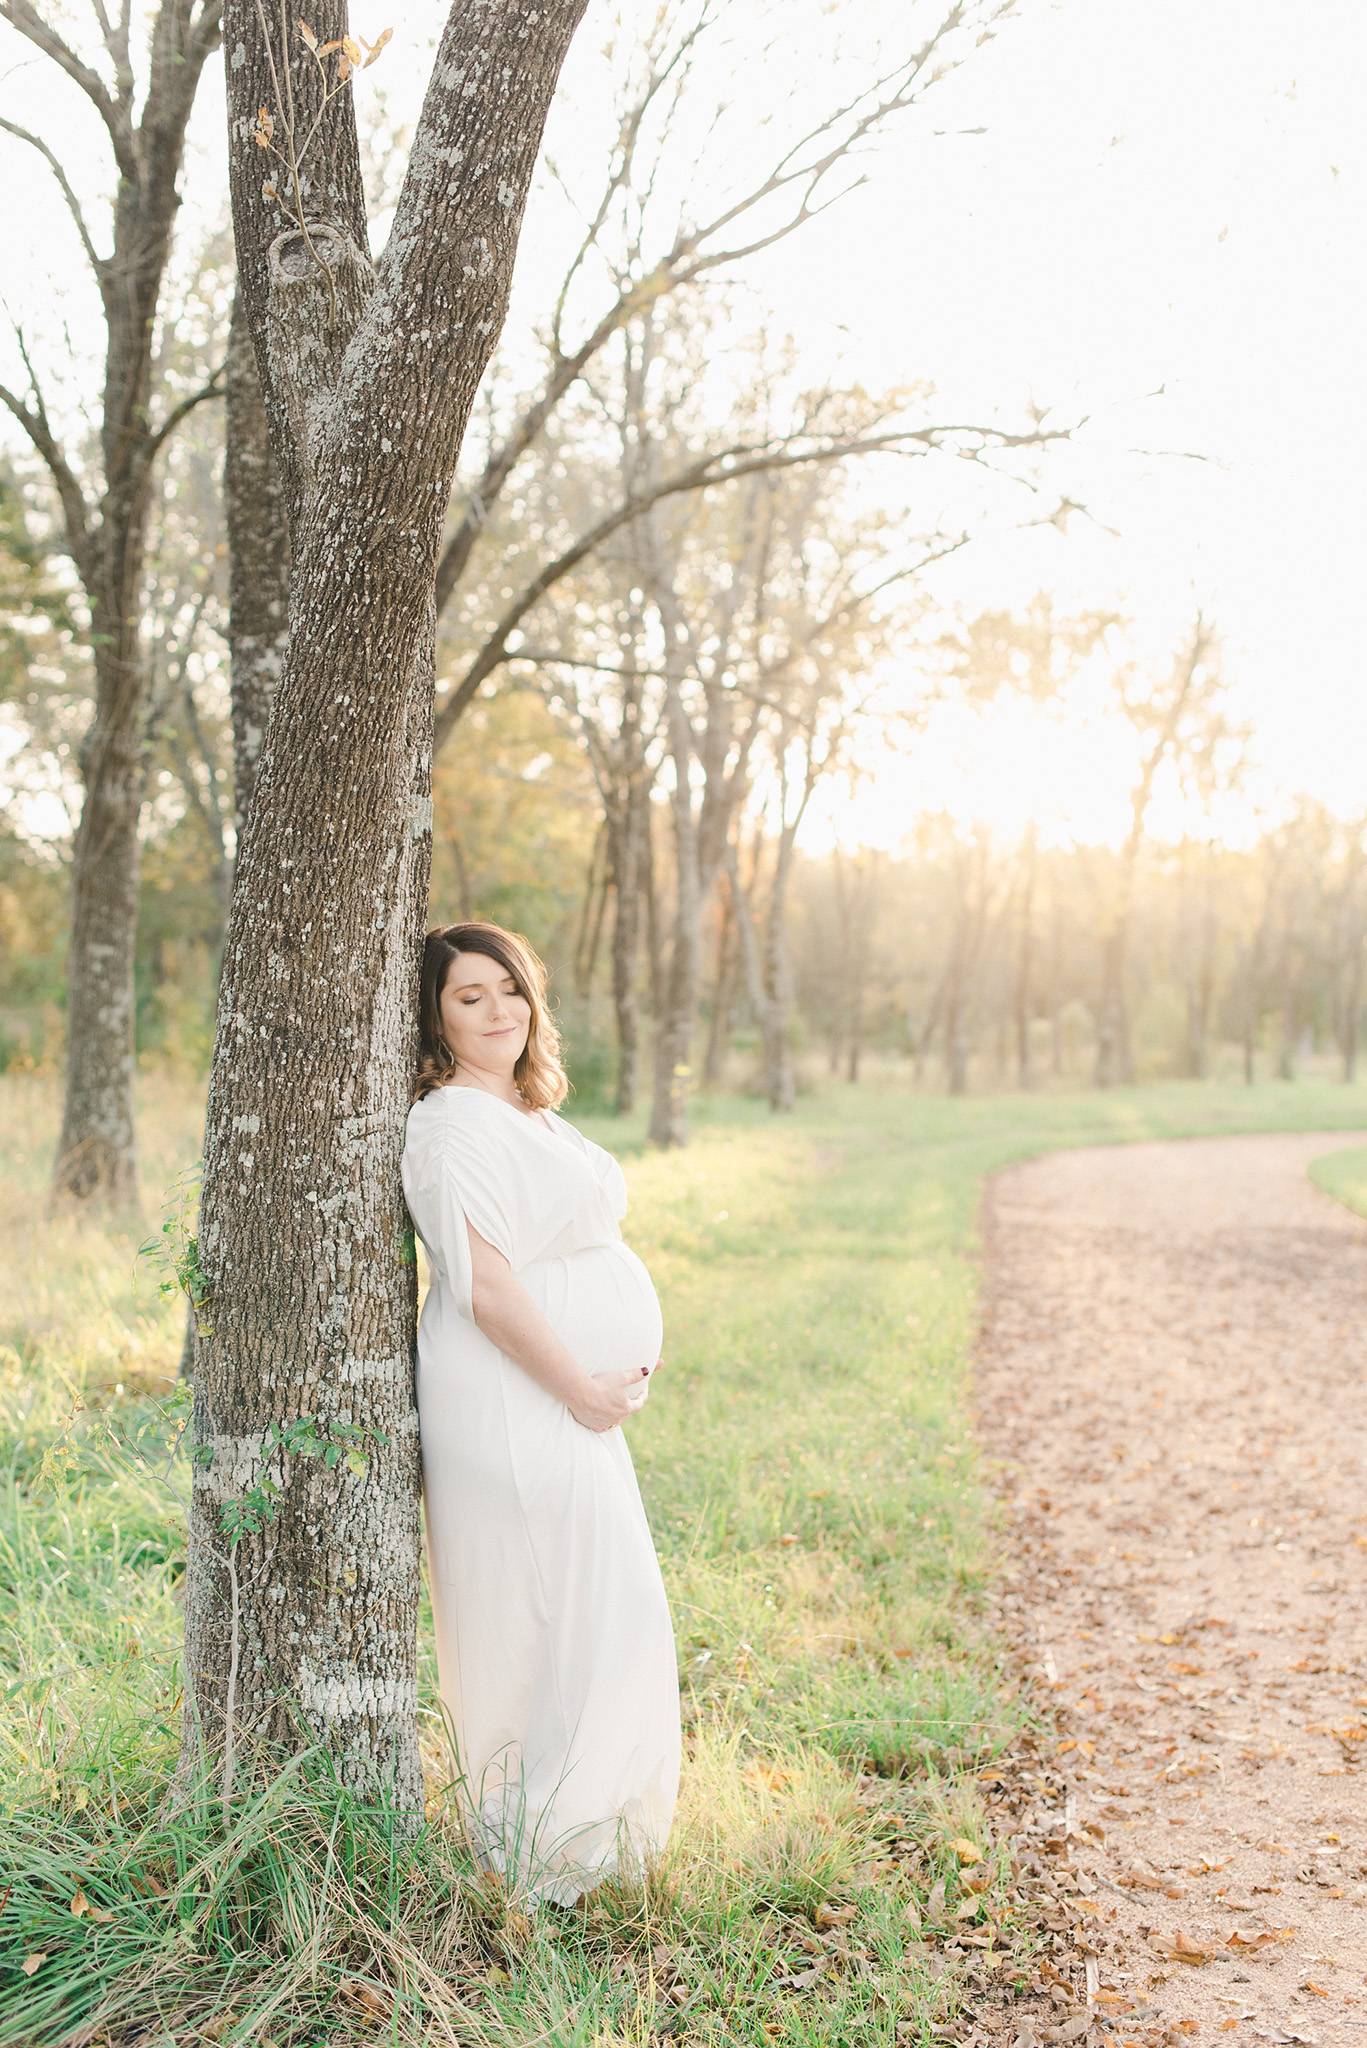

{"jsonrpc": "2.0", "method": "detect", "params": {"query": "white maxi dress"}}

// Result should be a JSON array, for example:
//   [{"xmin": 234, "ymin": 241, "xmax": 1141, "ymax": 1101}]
[{"xmin": 399, "ymin": 1083, "xmax": 681, "ymax": 1906}]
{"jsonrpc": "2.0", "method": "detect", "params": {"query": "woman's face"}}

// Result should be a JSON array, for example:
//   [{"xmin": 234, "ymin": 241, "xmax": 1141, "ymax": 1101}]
[{"xmin": 438, "ymin": 950, "xmax": 532, "ymax": 1084}]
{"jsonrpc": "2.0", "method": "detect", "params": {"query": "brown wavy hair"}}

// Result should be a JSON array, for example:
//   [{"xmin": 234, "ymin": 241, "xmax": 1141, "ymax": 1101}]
[{"xmin": 412, "ymin": 921, "xmax": 570, "ymax": 1111}]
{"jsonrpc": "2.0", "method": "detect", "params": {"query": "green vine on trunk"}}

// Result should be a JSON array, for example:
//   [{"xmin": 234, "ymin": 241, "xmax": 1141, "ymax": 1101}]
[
  {"xmin": 196, "ymin": 1413, "xmax": 392, "ymax": 1549},
  {"xmin": 137, "ymin": 1161, "xmax": 214, "ymax": 1335}
]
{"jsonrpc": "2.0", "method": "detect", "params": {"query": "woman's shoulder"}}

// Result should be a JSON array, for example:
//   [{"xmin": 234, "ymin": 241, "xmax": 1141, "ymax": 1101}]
[
  {"xmin": 405, "ymin": 1085, "xmax": 495, "ymax": 1147},
  {"xmin": 407, "ymin": 1086, "xmax": 550, "ymax": 1142},
  {"xmin": 409, "ymin": 1083, "xmax": 501, "ymax": 1117}
]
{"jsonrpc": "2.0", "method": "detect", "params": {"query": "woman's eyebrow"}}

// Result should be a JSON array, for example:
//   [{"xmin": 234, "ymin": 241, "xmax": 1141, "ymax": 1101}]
[{"xmin": 452, "ymin": 978, "xmax": 518, "ymax": 992}]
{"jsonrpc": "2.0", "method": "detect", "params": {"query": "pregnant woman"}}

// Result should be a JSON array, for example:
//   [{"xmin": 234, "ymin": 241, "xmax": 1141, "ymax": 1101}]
[{"xmin": 400, "ymin": 919, "xmax": 681, "ymax": 1910}]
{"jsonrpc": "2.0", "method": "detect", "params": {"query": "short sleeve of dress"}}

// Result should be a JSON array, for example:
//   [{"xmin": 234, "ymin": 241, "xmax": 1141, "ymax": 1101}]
[{"xmin": 403, "ymin": 1124, "xmax": 518, "ymax": 1322}]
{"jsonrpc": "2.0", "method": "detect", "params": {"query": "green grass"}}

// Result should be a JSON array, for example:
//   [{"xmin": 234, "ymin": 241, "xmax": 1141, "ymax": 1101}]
[
  {"xmin": 4, "ymin": 1066, "xmax": 1367, "ymax": 2045},
  {"xmin": 1307, "ymin": 1142, "xmax": 1367, "ymax": 1220}
]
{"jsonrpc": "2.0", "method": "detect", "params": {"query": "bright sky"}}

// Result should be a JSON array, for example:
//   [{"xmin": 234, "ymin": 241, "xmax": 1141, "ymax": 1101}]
[
  {"xmin": 2, "ymin": 0, "xmax": 1362, "ymax": 857},
  {"xmin": 771, "ymin": 0, "xmax": 1367, "ymax": 852}
]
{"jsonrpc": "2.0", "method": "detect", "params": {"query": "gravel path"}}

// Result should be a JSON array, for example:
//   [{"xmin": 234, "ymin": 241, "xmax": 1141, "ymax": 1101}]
[{"xmin": 972, "ymin": 1131, "xmax": 1367, "ymax": 2048}]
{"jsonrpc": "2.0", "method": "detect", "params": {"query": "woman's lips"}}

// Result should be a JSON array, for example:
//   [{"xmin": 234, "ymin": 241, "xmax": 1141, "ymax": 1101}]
[{"xmin": 485, "ymin": 1026, "xmax": 520, "ymax": 1037}]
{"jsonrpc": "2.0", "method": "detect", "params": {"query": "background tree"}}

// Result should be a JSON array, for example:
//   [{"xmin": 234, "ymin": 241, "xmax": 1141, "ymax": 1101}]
[
  {"xmin": 0, "ymin": 0, "xmax": 225, "ymax": 1209},
  {"xmin": 1094, "ymin": 615, "xmax": 1224, "ymax": 1087}
]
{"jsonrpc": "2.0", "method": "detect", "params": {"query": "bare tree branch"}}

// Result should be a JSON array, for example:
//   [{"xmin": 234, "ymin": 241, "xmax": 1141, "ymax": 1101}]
[
  {"xmin": 434, "ymin": 410, "xmax": 1078, "ymax": 750},
  {"xmin": 144, "ymin": 359, "xmax": 228, "ymax": 463},
  {"xmin": 191, "ymin": 0, "xmax": 223, "ymax": 63},
  {"xmin": 0, "ymin": 114, "xmax": 109, "ymax": 283},
  {"xmin": 547, "ymin": 0, "xmax": 715, "ymax": 357},
  {"xmin": 87, "ymin": 0, "xmax": 134, "ymax": 101},
  {"xmin": 434, "ymin": 0, "xmax": 1014, "ymax": 627},
  {"xmin": 0, "ymin": 356, "xmax": 92, "ymax": 567},
  {"xmin": 0, "ymin": 0, "xmax": 137, "ymax": 180}
]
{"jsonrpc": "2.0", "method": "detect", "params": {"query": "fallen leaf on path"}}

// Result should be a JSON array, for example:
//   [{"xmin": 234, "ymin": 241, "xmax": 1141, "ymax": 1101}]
[
  {"xmin": 1225, "ymin": 1928, "xmax": 1293, "ymax": 1953},
  {"xmin": 1151, "ymin": 1930, "xmax": 1214, "ymax": 1964}
]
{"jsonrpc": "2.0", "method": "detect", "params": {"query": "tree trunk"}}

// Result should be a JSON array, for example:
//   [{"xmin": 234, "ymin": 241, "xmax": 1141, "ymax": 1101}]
[
  {"xmin": 846, "ymin": 984, "xmax": 866, "ymax": 1083},
  {"xmin": 649, "ymin": 783, "xmax": 701, "ymax": 1146},
  {"xmin": 176, "ymin": 287, "xmax": 295, "ymax": 1384},
  {"xmin": 1094, "ymin": 923, "xmax": 1131, "ymax": 1088},
  {"xmin": 573, "ymin": 820, "xmax": 610, "ymax": 1002},
  {"xmin": 760, "ymin": 832, "xmax": 798, "ymax": 1112},
  {"xmin": 1277, "ymin": 986, "xmax": 1298, "ymax": 1079},
  {"xmin": 178, "ymin": 0, "xmax": 589, "ymax": 1811},
  {"xmin": 642, "ymin": 790, "xmax": 664, "ymax": 1021},
  {"xmin": 1049, "ymin": 888, "xmax": 1065, "ymax": 1078},
  {"xmin": 225, "ymin": 287, "xmax": 291, "ymax": 832},
  {"xmin": 609, "ymin": 787, "xmax": 647, "ymax": 1115},
  {"xmin": 944, "ymin": 974, "xmax": 968, "ymax": 1095},
  {"xmin": 703, "ymin": 885, "xmax": 737, "ymax": 1089},
  {"xmin": 1342, "ymin": 934, "xmax": 1363, "ymax": 1083},
  {"xmin": 51, "ymin": 622, "xmax": 145, "ymax": 1210},
  {"xmin": 1014, "ymin": 829, "xmax": 1037, "ymax": 1090}
]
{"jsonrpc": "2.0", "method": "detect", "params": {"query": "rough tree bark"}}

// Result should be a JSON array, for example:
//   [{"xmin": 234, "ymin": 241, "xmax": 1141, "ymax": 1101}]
[
  {"xmin": 177, "ymin": 0, "xmax": 588, "ymax": 1810},
  {"xmin": 0, "ymin": 0, "xmax": 225, "ymax": 1209},
  {"xmin": 224, "ymin": 287, "xmax": 291, "ymax": 832}
]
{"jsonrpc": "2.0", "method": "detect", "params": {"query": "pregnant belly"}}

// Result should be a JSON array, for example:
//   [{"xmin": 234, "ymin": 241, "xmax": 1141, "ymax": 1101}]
[{"xmin": 520, "ymin": 1240, "xmax": 664, "ymax": 1379}]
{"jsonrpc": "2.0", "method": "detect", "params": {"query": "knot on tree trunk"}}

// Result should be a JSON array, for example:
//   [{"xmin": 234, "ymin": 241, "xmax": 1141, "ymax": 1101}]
[
  {"xmin": 267, "ymin": 221, "xmax": 368, "ymax": 306},
  {"xmin": 265, "ymin": 222, "xmax": 374, "ymax": 522}
]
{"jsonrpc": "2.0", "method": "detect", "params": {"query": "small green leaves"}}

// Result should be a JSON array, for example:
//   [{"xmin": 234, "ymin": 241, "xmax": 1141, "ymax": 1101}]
[
  {"xmin": 211, "ymin": 1413, "xmax": 388, "ymax": 1546},
  {"xmin": 136, "ymin": 1161, "xmax": 213, "ymax": 1334}
]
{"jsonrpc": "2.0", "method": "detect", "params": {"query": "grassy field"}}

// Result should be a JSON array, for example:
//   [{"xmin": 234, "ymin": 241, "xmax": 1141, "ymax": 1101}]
[
  {"xmin": 4, "ymin": 1069, "xmax": 1367, "ymax": 2046},
  {"xmin": 1307, "ymin": 1141, "xmax": 1367, "ymax": 1220}
]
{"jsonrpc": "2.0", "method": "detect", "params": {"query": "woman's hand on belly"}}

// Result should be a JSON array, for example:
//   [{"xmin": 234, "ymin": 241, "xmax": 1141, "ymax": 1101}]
[{"xmin": 569, "ymin": 1364, "xmax": 653, "ymax": 1433}]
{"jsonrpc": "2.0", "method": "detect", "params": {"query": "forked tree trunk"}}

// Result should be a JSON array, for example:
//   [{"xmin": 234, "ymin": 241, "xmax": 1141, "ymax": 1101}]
[{"xmin": 178, "ymin": 0, "xmax": 588, "ymax": 1811}]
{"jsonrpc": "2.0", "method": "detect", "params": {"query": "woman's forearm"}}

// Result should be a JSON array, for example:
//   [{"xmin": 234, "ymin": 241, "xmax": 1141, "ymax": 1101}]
[{"xmin": 471, "ymin": 1270, "xmax": 593, "ymax": 1405}]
